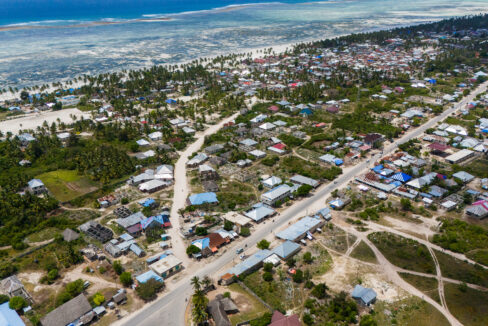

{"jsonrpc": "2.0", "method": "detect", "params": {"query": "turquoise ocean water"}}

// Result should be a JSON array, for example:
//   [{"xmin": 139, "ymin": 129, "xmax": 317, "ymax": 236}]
[{"xmin": 0, "ymin": 0, "xmax": 487, "ymax": 88}]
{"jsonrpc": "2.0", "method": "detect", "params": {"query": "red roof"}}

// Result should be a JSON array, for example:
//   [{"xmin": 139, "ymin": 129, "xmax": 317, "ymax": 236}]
[
  {"xmin": 315, "ymin": 122, "xmax": 327, "ymax": 128},
  {"xmin": 269, "ymin": 105, "xmax": 279, "ymax": 112},
  {"xmin": 270, "ymin": 311, "xmax": 301, "ymax": 326},
  {"xmin": 272, "ymin": 143, "xmax": 286, "ymax": 150},
  {"xmin": 428, "ymin": 142, "xmax": 449, "ymax": 151}
]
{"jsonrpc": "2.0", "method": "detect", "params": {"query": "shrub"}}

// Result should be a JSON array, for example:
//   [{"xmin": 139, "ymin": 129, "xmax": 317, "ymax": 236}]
[
  {"xmin": 113, "ymin": 260, "xmax": 123, "ymax": 275},
  {"xmin": 262, "ymin": 272, "xmax": 273, "ymax": 282},
  {"xmin": 240, "ymin": 227, "xmax": 250, "ymax": 237},
  {"xmin": 136, "ymin": 279, "xmax": 164, "ymax": 301},
  {"xmin": 0, "ymin": 294, "xmax": 9, "ymax": 304},
  {"xmin": 92, "ymin": 292, "xmax": 105, "ymax": 306},
  {"xmin": 9, "ymin": 296, "xmax": 28, "ymax": 311},
  {"xmin": 303, "ymin": 252, "xmax": 314, "ymax": 264},
  {"xmin": 223, "ymin": 220, "xmax": 234, "ymax": 231},
  {"xmin": 292, "ymin": 269, "xmax": 304, "ymax": 283},
  {"xmin": 257, "ymin": 239, "xmax": 270, "ymax": 250},
  {"xmin": 120, "ymin": 272, "xmax": 133, "ymax": 287},
  {"xmin": 263, "ymin": 262, "xmax": 273, "ymax": 273},
  {"xmin": 186, "ymin": 245, "xmax": 201, "ymax": 256}
]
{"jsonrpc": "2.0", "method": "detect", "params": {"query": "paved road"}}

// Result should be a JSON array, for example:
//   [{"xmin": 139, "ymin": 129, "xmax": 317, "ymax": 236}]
[{"xmin": 118, "ymin": 81, "xmax": 488, "ymax": 326}]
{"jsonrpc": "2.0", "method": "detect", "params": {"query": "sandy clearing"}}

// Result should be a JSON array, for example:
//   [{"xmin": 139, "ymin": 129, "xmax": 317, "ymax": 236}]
[{"xmin": 0, "ymin": 108, "xmax": 91, "ymax": 134}]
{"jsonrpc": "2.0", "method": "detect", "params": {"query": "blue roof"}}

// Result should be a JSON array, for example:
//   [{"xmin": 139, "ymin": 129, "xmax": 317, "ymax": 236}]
[
  {"xmin": 391, "ymin": 172, "xmax": 412, "ymax": 183},
  {"xmin": 372, "ymin": 165, "xmax": 383, "ymax": 173},
  {"xmin": 136, "ymin": 270, "xmax": 163, "ymax": 284},
  {"xmin": 192, "ymin": 237, "xmax": 210, "ymax": 249},
  {"xmin": 352, "ymin": 285, "xmax": 377, "ymax": 305},
  {"xmin": 188, "ymin": 192, "xmax": 218, "ymax": 205},
  {"xmin": 140, "ymin": 198, "xmax": 155, "ymax": 207},
  {"xmin": 334, "ymin": 159, "xmax": 343, "ymax": 166},
  {"xmin": 0, "ymin": 302, "xmax": 25, "ymax": 326},
  {"xmin": 165, "ymin": 99, "xmax": 177, "ymax": 104},
  {"xmin": 271, "ymin": 240, "xmax": 301, "ymax": 259},
  {"xmin": 276, "ymin": 216, "xmax": 322, "ymax": 241},
  {"xmin": 227, "ymin": 250, "xmax": 272, "ymax": 276},
  {"xmin": 300, "ymin": 108, "xmax": 312, "ymax": 115}
]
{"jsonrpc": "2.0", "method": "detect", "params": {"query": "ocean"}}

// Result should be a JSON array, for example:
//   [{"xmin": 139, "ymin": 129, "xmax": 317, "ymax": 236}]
[{"xmin": 0, "ymin": 0, "xmax": 487, "ymax": 89}]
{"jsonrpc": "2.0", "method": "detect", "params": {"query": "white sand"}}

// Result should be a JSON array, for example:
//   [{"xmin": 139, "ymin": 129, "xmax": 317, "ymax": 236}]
[{"xmin": 0, "ymin": 108, "xmax": 91, "ymax": 134}]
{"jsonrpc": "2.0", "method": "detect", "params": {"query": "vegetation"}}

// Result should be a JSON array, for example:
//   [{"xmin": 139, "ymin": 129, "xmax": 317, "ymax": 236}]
[
  {"xmin": 444, "ymin": 283, "xmax": 488, "ymax": 326},
  {"xmin": 399, "ymin": 273, "xmax": 440, "ymax": 303},
  {"xmin": 434, "ymin": 249, "xmax": 488, "ymax": 288},
  {"xmin": 257, "ymin": 239, "xmax": 270, "ymax": 250},
  {"xmin": 120, "ymin": 272, "xmax": 133, "ymax": 287},
  {"xmin": 350, "ymin": 241, "xmax": 378, "ymax": 264},
  {"xmin": 136, "ymin": 279, "xmax": 164, "ymax": 302},
  {"xmin": 368, "ymin": 232, "xmax": 435, "ymax": 274},
  {"xmin": 191, "ymin": 277, "xmax": 209, "ymax": 325},
  {"xmin": 9, "ymin": 296, "xmax": 28, "ymax": 311}
]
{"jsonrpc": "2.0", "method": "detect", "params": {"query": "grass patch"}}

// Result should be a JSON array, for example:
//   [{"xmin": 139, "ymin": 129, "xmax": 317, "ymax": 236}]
[
  {"xmin": 350, "ymin": 241, "xmax": 378, "ymax": 264},
  {"xmin": 399, "ymin": 273, "xmax": 440, "ymax": 303},
  {"xmin": 463, "ymin": 159, "xmax": 488, "ymax": 178},
  {"xmin": 467, "ymin": 249, "xmax": 488, "ymax": 267},
  {"xmin": 37, "ymin": 169, "xmax": 99, "ymax": 202},
  {"xmin": 319, "ymin": 225, "xmax": 348, "ymax": 254},
  {"xmin": 373, "ymin": 297, "xmax": 449, "ymax": 326},
  {"xmin": 368, "ymin": 232, "xmax": 435, "ymax": 274},
  {"xmin": 299, "ymin": 243, "xmax": 333, "ymax": 276},
  {"xmin": 227, "ymin": 283, "xmax": 269, "ymax": 325},
  {"xmin": 434, "ymin": 249, "xmax": 488, "ymax": 287},
  {"xmin": 444, "ymin": 283, "xmax": 488, "ymax": 326},
  {"xmin": 26, "ymin": 227, "xmax": 59, "ymax": 243}
]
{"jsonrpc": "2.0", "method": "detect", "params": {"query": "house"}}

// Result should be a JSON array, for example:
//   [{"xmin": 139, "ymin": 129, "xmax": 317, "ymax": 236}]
[
  {"xmin": 192, "ymin": 233, "xmax": 228, "ymax": 257},
  {"xmin": 208, "ymin": 294, "xmax": 239, "ymax": 326},
  {"xmin": 148, "ymin": 131, "xmax": 163, "ymax": 141},
  {"xmin": 205, "ymin": 144, "xmax": 225, "ymax": 154},
  {"xmin": 139, "ymin": 179, "xmax": 169, "ymax": 193},
  {"xmin": 223, "ymin": 212, "xmax": 251, "ymax": 233},
  {"xmin": 154, "ymin": 164, "xmax": 174, "ymax": 181},
  {"xmin": 136, "ymin": 150, "xmax": 156, "ymax": 160},
  {"xmin": 187, "ymin": 192, "xmax": 219, "ymax": 206},
  {"xmin": 225, "ymin": 249, "xmax": 272, "ymax": 278},
  {"xmin": 79, "ymin": 221, "xmax": 113, "ymax": 242},
  {"xmin": 203, "ymin": 180, "xmax": 219, "ymax": 192},
  {"xmin": 249, "ymin": 149, "xmax": 266, "ymax": 159},
  {"xmin": 276, "ymin": 216, "xmax": 325, "ymax": 242},
  {"xmin": 290, "ymin": 174, "xmax": 319, "ymax": 188},
  {"xmin": 352, "ymin": 285, "xmax": 377, "ymax": 306},
  {"xmin": 41, "ymin": 294, "xmax": 92, "ymax": 326},
  {"xmin": 271, "ymin": 241, "xmax": 301, "ymax": 260},
  {"xmin": 0, "ymin": 302, "xmax": 25, "ymax": 326},
  {"xmin": 261, "ymin": 184, "xmax": 292, "ymax": 206},
  {"xmin": 445, "ymin": 149, "xmax": 474, "ymax": 164},
  {"xmin": 111, "ymin": 289, "xmax": 127, "ymax": 305},
  {"xmin": 466, "ymin": 200, "xmax": 488, "ymax": 220},
  {"xmin": 262, "ymin": 176, "xmax": 282, "ymax": 188},
  {"xmin": 116, "ymin": 212, "xmax": 144, "ymax": 231},
  {"xmin": 245, "ymin": 205, "xmax": 275, "ymax": 223},
  {"xmin": 199, "ymin": 164, "xmax": 219, "ymax": 180},
  {"xmin": 0, "ymin": 276, "xmax": 31, "ymax": 301},
  {"xmin": 452, "ymin": 171, "xmax": 475, "ymax": 184},
  {"xmin": 363, "ymin": 133, "xmax": 384, "ymax": 147},
  {"xmin": 27, "ymin": 179, "xmax": 47, "ymax": 195},
  {"xmin": 150, "ymin": 255, "xmax": 183, "ymax": 278},
  {"xmin": 135, "ymin": 270, "xmax": 163, "ymax": 284},
  {"xmin": 269, "ymin": 311, "xmax": 301, "ymax": 326},
  {"xmin": 187, "ymin": 153, "xmax": 208, "ymax": 167},
  {"xmin": 136, "ymin": 139, "xmax": 150, "ymax": 147}
]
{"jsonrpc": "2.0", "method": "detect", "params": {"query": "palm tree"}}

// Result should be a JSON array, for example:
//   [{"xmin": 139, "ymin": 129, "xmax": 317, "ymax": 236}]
[
  {"xmin": 190, "ymin": 276, "xmax": 200, "ymax": 292},
  {"xmin": 201, "ymin": 276, "xmax": 212, "ymax": 292}
]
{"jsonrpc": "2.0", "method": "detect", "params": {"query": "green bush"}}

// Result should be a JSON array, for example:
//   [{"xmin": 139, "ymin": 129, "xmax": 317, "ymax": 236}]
[
  {"xmin": 120, "ymin": 272, "xmax": 133, "ymax": 287},
  {"xmin": 9, "ymin": 296, "xmax": 28, "ymax": 311}
]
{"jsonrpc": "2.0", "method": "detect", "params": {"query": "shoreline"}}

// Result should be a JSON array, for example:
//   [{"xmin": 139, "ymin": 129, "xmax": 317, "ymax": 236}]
[{"xmin": 0, "ymin": 19, "xmax": 440, "ymax": 103}]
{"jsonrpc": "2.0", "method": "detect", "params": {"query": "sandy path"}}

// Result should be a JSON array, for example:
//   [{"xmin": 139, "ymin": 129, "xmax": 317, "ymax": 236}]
[{"xmin": 168, "ymin": 112, "xmax": 240, "ymax": 266}]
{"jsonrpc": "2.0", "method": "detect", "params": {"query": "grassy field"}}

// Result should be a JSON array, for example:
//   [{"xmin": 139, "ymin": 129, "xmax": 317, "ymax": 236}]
[
  {"xmin": 373, "ymin": 297, "xmax": 449, "ymax": 326},
  {"xmin": 37, "ymin": 169, "xmax": 99, "ymax": 202},
  {"xmin": 444, "ymin": 283, "xmax": 488, "ymax": 326},
  {"xmin": 243, "ymin": 271, "xmax": 304, "ymax": 311},
  {"xmin": 368, "ymin": 232, "xmax": 435, "ymax": 274},
  {"xmin": 399, "ymin": 273, "xmax": 440, "ymax": 303},
  {"xmin": 464, "ymin": 158, "xmax": 488, "ymax": 178},
  {"xmin": 350, "ymin": 241, "xmax": 378, "ymax": 264},
  {"xmin": 467, "ymin": 249, "xmax": 488, "ymax": 267},
  {"xmin": 26, "ymin": 227, "xmax": 59, "ymax": 243},
  {"xmin": 227, "ymin": 283, "xmax": 269, "ymax": 325},
  {"xmin": 434, "ymin": 249, "xmax": 488, "ymax": 288}
]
